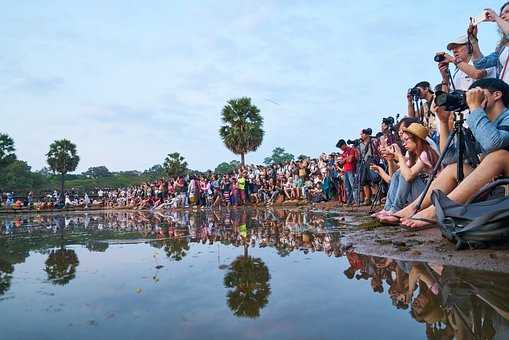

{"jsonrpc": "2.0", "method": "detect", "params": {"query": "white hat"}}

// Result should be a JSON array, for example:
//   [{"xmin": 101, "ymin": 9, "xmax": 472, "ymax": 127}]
[{"xmin": 447, "ymin": 35, "xmax": 469, "ymax": 50}]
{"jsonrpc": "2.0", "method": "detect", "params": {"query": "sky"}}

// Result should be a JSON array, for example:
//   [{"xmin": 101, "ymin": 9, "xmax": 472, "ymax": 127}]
[{"xmin": 0, "ymin": 0, "xmax": 503, "ymax": 173}]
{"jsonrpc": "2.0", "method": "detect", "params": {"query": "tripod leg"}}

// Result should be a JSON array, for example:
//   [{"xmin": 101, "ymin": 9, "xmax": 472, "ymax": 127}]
[{"xmin": 414, "ymin": 128, "xmax": 457, "ymax": 212}]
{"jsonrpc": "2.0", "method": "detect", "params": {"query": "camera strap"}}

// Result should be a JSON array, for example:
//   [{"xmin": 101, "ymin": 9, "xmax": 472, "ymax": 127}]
[{"xmin": 500, "ymin": 51, "xmax": 509, "ymax": 81}]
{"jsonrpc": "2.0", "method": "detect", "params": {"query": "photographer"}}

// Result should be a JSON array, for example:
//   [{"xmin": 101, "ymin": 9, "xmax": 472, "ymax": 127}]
[
  {"xmin": 436, "ymin": 36, "xmax": 496, "ymax": 92},
  {"xmin": 337, "ymin": 139, "xmax": 358, "ymax": 205},
  {"xmin": 380, "ymin": 117, "xmax": 397, "ymax": 146},
  {"xmin": 391, "ymin": 78, "xmax": 509, "ymax": 230},
  {"xmin": 472, "ymin": 3, "xmax": 509, "ymax": 84},
  {"xmin": 373, "ymin": 123, "xmax": 439, "ymax": 219},
  {"xmin": 357, "ymin": 128, "xmax": 380, "ymax": 205},
  {"xmin": 407, "ymin": 81, "xmax": 436, "ymax": 133}
]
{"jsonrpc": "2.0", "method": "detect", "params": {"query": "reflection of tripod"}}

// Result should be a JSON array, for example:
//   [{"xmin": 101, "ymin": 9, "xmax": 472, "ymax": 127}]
[{"xmin": 414, "ymin": 112, "xmax": 477, "ymax": 212}]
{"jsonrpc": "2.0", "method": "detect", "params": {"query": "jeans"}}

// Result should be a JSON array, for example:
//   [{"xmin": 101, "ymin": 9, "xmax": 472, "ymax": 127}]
[
  {"xmin": 343, "ymin": 171, "xmax": 357, "ymax": 204},
  {"xmin": 384, "ymin": 171, "xmax": 426, "ymax": 213}
]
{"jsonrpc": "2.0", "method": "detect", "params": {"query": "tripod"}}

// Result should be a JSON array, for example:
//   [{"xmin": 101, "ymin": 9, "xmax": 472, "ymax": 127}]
[{"xmin": 414, "ymin": 111, "xmax": 476, "ymax": 212}]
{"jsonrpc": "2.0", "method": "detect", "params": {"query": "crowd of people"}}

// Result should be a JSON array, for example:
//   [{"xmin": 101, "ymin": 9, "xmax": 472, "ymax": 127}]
[{"xmin": 2, "ymin": 4, "xmax": 509, "ymax": 234}]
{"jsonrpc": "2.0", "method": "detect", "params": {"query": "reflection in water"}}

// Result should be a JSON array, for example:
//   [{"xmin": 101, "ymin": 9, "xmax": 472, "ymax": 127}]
[
  {"xmin": 224, "ymin": 254, "xmax": 271, "ymax": 319},
  {"xmin": 45, "ymin": 247, "xmax": 79, "ymax": 286},
  {"xmin": 0, "ymin": 209, "xmax": 508, "ymax": 338}
]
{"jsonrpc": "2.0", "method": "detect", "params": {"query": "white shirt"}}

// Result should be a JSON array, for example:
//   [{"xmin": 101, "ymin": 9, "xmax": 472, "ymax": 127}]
[
  {"xmin": 499, "ymin": 48, "xmax": 509, "ymax": 85},
  {"xmin": 452, "ymin": 61, "xmax": 496, "ymax": 91}
]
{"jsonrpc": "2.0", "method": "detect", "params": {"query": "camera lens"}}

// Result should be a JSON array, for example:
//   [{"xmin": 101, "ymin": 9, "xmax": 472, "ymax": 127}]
[{"xmin": 434, "ymin": 54, "xmax": 446, "ymax": 62}]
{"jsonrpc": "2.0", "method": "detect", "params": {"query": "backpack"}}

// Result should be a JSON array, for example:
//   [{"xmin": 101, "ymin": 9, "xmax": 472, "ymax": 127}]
[{"xmin": 431, "ymin": 179, "xmax": 509, "ymax": 250}]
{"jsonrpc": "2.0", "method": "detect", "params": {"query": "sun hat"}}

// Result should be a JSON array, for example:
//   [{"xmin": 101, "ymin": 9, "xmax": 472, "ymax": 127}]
[{"xmin": 402, "ymin": 123, "xmax": 429, "ymax": 141}]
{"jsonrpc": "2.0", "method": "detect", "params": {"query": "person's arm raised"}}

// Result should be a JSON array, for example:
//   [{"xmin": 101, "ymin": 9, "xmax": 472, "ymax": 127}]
[
  {"xmin": 486, "ymin": 8, "xmax": 509, "ymax": 35},
  {"xmin": 391, "ymin": 144, "xmax": 425, "ymax": 182},
  {"xmin": 466, "ymin": 88, "xmax": 509, "ymax": 153}
]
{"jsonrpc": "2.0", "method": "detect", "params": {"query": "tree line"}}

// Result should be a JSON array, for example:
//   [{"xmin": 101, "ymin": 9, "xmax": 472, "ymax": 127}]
[{"xmin": 1, "ymin": 97, "xmax": 305, "ymax": 194}]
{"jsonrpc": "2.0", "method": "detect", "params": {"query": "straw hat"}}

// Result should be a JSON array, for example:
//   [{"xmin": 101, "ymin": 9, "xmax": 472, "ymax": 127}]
[{"xmin": 402, "ymin": 123, "xmax": 429, "ymax": 141}]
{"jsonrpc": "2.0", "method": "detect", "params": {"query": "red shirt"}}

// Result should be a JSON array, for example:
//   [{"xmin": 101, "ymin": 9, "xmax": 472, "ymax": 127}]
[{"xmin": 341, "ymin": 147, "xmax": 356, "ymax": 173}]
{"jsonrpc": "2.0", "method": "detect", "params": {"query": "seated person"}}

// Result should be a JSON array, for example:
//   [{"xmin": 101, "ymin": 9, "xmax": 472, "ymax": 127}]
[
  {"xmin": 372, "ymin": 123, "xmax": 439, "ymax": 217},
  {"xmin": 385, "ymin": 78, "xmax": 509, "ymax": 229}
]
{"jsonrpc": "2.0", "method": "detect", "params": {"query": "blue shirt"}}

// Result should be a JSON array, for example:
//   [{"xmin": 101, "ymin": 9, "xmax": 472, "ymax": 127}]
[{"xmin": 466, "ymin": 107, "xmax": 509, "ymax": 154}]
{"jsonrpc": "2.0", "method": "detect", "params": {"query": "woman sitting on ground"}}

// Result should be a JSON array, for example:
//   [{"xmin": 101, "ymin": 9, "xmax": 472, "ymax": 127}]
[{"xmin": 371, "ymin": 123, "xmax": 439, "ymax": 220}]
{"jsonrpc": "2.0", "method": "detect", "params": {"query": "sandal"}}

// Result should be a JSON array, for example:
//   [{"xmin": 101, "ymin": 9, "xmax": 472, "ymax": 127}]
[
  {"xmin": 377, "ymin": 214, "xmax": 401, "ymax": 225},
  {"xmin": 400, "ymin": 217, "xmax": 437, "ymax": 231}
]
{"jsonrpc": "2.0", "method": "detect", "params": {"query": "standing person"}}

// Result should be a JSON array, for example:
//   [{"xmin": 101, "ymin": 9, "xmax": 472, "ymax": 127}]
[
  {"xmin": 337, "ymin": 139, "xmax": 357, "ymax": 205},
  {"xmin": 472, "ymin": 3, "xmax": 509, "ymax": 84},
  {"xmin": 358, "ymin": 128, "xmax": 378, "ymax": 205},
  {"xmin": 437, "ymin": 35, "xmax": 496, "ymax": 92},
  {"xmin": 237, "ymin": 171, "xmax": 247, "ymax": 205},
  {"xmin": 407, "ymin": 81, "xmax": 436, "ymax": 134}
]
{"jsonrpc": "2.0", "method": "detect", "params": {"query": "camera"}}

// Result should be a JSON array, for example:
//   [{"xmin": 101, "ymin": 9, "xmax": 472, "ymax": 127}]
[
  {"xmin": 435, "ymin": 90, "xmax": 468, "ymax": 112},
  {"xmin": 382, "ymin": 116, "xmax": 395, "ymax": 126},
  {"xmin": 434, "ymin": 54, "xmax": 446, "ymax": 62},
  {"xmin": 347, "ymin": 139, "xmax": 361, "ymax": 147},
  {"xmin": 408, "ymin": 87, "xmax": 421, "ymax": 97}
]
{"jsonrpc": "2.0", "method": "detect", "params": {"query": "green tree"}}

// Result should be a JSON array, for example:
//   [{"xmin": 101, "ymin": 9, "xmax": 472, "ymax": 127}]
[
  {"xmin": 163, "ymin": 152, "xmax": 188, "ymax": 177},
  {"xmin": 0, "ymin": 160, "xmax": 48, "ymax": 192},
  {"xmin": 263, "ymin": 147, "xmax": 294, "ymax": 165},
  {"xmin": 215, "ymin": 160, "xmax": 241, "ymax": 175},
  {"xmin": 219, "ymin": 97, "xmax": 264, "ymax": 166},
  {"xmin": 82, "ymin": 166, "xmax": 111, "ymax": 178},
  {"xmin": 46, "ymin": 139, "xmax": 80, "ymax": 203},
  {"xmin": 223, "ymin": 254, "xmax": 271, "ymax": 319},
  {"xmin": 0, "ymin": 133, "xmax": 16, "ymax": 169}
]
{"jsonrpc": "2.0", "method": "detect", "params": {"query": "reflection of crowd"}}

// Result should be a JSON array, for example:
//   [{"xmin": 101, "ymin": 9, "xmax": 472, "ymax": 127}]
[
  {"xmin": 1, "ymin": 210, "xmax": 508, "ymax": 339},
  {"xmin": 344, "ymin": 251, "xmax": 509, "ymax": 339}
]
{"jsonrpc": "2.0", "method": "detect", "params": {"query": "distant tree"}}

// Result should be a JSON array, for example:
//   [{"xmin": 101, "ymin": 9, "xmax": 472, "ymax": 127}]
[
  {"xmin": 82, "ymin": 166, "xmax": 111, "ymax": 178},
  {"xmin": 163, "ymin": 152, "xmax": 188, "ymax": 177},
  {"xmin": 215, "ymin": 160, "xmax": 241, "ymax": 175},
  {"xmin": 219, "ymin": 97, "xmax": 264, "ymax": 166},
  {"xmin": 263, "ymin": 147, "xmax": 294, "ymax": 165},
  {"xmin": 117, "ymin": 170, "xmax": 142, "ymax": 177},
  {"xmin": 0, "ymin": 160, "xmax": 47, "ymax": 192},
  {"xmin": 38, "ymin": 167, "xmax": 51, "ymax": 177},
  {"xmin": 46, "ymin": 139, "xmax": 80, "ymax": 203},
  {"xmin": 0, "ymin": 133, "xmax": 16, "ymax": 169}
]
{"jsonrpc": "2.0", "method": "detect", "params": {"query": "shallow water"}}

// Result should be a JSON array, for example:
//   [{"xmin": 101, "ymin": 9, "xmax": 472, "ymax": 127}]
[{"xmin": 0, "ymin": 209, "xmax": 508, "ymax": 340}]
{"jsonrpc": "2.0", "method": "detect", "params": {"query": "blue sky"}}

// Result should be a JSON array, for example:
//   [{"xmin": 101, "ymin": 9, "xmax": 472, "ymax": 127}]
[{"xmin": 1, "ymin": 0, "xmax": 502, "ymax": 172}]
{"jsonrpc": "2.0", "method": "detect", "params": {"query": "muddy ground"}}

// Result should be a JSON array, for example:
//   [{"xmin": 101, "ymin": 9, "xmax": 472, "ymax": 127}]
[{"xmin": 301, "ymin": 203, "xmax": 509, "ymax": 273}]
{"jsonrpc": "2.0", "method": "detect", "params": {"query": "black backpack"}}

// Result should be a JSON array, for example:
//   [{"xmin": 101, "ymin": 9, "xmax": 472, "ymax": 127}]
[{"xmin": 432, "ymin": 179, "xmax": 509, "ymax": 250}]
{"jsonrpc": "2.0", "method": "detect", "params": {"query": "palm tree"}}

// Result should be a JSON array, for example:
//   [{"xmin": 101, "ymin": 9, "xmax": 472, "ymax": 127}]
[
  {"xmin": 46, "ymin": 139, "xmax": 80, "ymax": 204},
  {"xmin": 219, "ymin": 97, "xmax": 264, "ymax": 166}
]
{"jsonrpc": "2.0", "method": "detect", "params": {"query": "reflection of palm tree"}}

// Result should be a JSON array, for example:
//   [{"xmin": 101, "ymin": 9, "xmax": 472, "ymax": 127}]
[
  {"xmin": 164, "ymin": 238, "xmax": 190, "ymax": 261},
  {"xmin": 44, "ymin": 248, "xmax": 79, "ymax": 285},
  {"xmin": 0, "ymin": 259, "xmax": 14, "ymax": 296},
  {"xmin": 224, "ymin": 254, "xmax": 271, "ymax": 319}
]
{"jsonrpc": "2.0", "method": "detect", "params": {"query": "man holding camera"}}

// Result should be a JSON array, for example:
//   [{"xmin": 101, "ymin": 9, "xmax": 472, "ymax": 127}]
[
  {"xmin": 337, "ymin": 139, "xmax": 357, "ymax": 205},
  {"xmin": 407, "ymin": 81, "xmax": 436, "ymax": 133},
  {"xmin": 436, "ymin": 35, "xmax": 496, "ymax": 92},
  {"xmin": 357, "ymin": 128, "xmax": 380, "ymax": 205},
  {"xmin": 393, "ymin": 78, "xmax": 509, "ymax": 229}
]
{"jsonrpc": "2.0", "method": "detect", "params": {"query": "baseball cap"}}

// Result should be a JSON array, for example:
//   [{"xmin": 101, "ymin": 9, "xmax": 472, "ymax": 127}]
[{"xmin": 447, "ymin": 35, "xmax": 468, "ymax": 50}]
